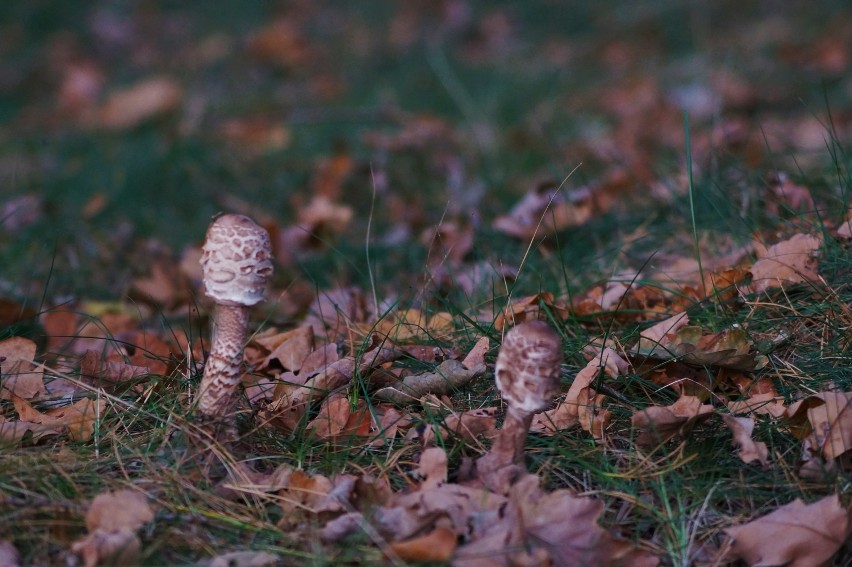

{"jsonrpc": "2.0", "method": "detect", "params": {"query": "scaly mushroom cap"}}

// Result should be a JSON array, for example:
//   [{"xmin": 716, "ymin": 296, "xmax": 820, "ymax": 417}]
[
  {"xmin": 495, "ymin": 320, "xmax": 562, "ymax": 414},
  {"xmin": 201, "ymin": 214, "xmax": 273, "ymax": 307}
]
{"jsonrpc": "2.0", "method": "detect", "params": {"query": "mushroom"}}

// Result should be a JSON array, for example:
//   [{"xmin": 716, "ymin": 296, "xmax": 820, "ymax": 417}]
[
  {"xmin": 196, "ymin": 213, "xmax": 273, "ymax": 433},
  {"xmin": 476, "ymin": 320, "xmax": 562, "ymax": 491}
]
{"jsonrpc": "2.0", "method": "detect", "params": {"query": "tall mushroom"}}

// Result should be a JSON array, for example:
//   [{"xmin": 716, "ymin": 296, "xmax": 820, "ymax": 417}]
[
  {"xmin": 477, "ymin": 320, "xmax": 562, "ymax": 492},
  {"xmin": 196, "ymin": 213, "xmax": 273, "ymax": 433}
]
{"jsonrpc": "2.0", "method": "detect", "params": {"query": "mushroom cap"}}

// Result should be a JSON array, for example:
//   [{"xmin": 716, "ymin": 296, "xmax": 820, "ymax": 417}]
[
  {"xmin": 201, "ymin": 213, "xmax": 273, "ymax": 307},
  {"xmin": 495, "ymin": 320, "xmax": 562, "ymax": 414}
]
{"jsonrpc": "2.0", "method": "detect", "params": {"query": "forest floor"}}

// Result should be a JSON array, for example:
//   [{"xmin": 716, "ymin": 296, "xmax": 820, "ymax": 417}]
[{"xmin": 1, "ymin": 1, "xmax": 851, "ymax": 565}]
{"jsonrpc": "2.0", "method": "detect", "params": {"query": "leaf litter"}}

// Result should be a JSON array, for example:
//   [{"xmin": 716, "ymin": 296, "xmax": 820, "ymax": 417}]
[{"xmin": 2, "ymin": 2, "xmax": 852, "ymax": 565}]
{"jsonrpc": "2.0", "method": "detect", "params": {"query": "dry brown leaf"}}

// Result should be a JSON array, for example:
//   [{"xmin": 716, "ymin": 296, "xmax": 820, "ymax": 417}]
[
  {"xmin": 13, "ymin": 396, "xmax": 105, "ymax": 442},
  {"xmin": 421, "ymin": 220, "xmax": 475, "ymax": 268},
  {"xmin": 461, "ymin": 336, "xmax": 490, "ymax": 370},
  {"xmin": 85, "ymin": 490, "xmax": 155, "ymax": 532},
  {"xmin": 373, "ymin": 309, "xmax": 454, "ymax": 342},
  {"xmin": 389, "ymin": 527, "xmax": 457, "ymax": 563},
  {"xmin": 442, "ymin": 407, "xmax": 497, "ymax": 444},
  {"xmin": 416, "ymin": 447, "xmax": 448, "ymax": 490},
  {"xmin": 0, "ymin": 415, "xmax": 61, "ymax": 447},
  {"xmin": 532, "ymin": 347, "xmax": 625, "ymax": 441},
  {"xmin": 722, "ymin": 414, "xmax": 769, "ymax": 467},
  {"xmin": 454, "ymin": 474, "xmax": 658, "ymax": 567},
  {"xmin": 130, "ymin": 259, "xmax": 191, "ymax": 308},
  {"xmin": 723, "ymin": 495, "xmax": 851, "ymax": 567},
  {"xmin": 493, "ymin": 292, "xmax": 565, "ymax": 331},
  {"xmin": 259, "ymin": 326, "xmax": 314, "ymax": 372},
  {"xmin": 71, "ymin": 490, "xmax": 154, "ymax": 567},
  {"xmin": 631, "ymin": 395, "xmax": 714, "ymax": 447},
  {"xmin": 837, "ymin": 211, "xmax": 852, "ymax": 239},
  {"xmin": 635, "ymin": 312, "xmax": 690, "ymax": 356},
  {"xmin": 307, "ymin": 394, "xmax": 373, "ymax": 440},
  {"xmin": 804, "ymin": 390, "xmax": 852, "ymax": 461},
  {"xmin": 279, "ymin": 470, "xmax": 334, "ymax": 515},
  {"xmin": 262, "ymin": 340, "xmax": 400, "ymax": 432},
  {"xmin": 373, "ymin": 359, "xmax": 486, "ymax": 404},
  {"xmin": 205, "ymin": 551, "xmax": 279, "ymax": 567},
  {"xmin": 727, "ymin": 393, "xmax": 786, "ymax": 418},
  {"xmin": 492, "ymin": 181, "xmax": 593, "ymax": 240},
  {"xmin": 749, "ymin": 233, "xmax": 822, "ymax": 293},
  {"xmin": 246, "ymin": 19, "xmax": 313, "ymax": 69},
  {"xmin": 0, "ymin": 337, "xmax": 46, "ymax": 400},
  {"xmin": 94, "ymin": 77, "xmax": 182, "ymax": 130},
  {"xmin": 311, "ymin": 152, "xmax": 354, "ymax": 200},
  {"xmin": 0, "ymin": 540, "xmax": 20, "ymax": 567},
  {"xmin": 79, "ymin": 350, "xmax": 149, "ymax": 390},
  {"xmin": 219, "ymin": 117, "xmax": 290, "ymax": 154}
]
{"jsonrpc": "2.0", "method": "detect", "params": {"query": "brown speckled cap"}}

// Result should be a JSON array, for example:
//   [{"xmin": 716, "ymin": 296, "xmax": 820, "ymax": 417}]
[
  {"xmin": 200, "ymin": 213, "xmax": 273, "ymax": 307},
  {"xmin": 495, "ymin": 320, "xmax": 562, "ymax": 414}
]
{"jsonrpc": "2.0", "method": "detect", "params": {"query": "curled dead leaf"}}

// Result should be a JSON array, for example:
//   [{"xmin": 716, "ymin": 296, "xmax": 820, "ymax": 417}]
[
  {"xmin": 722, "ymin": 414, "xmax": 769, "ymax": 467},
  {"xmin": 94, "ymin": 77, "xmax": 182, "ymax": 130},
  {"xmin": 373, "ymin": 360, "xmax": 485, "ymax": 404},
  {"xmin": 749, "ymin": 233, "xmax": 821, "ymax": 293},
  {"xmin": 723, "ymin": 495, "xmax": 851, "ymax": 567},
  {"xmin": 0, "ymin": 337, "xmax": 45, "ymax": 400},
  {"xmin": 389, "ymin": 526, "xmax": 457, "ymax": 563},
  {"xmin": 631, "ymin": 395, "xmax": 714, "ymax": 447}
]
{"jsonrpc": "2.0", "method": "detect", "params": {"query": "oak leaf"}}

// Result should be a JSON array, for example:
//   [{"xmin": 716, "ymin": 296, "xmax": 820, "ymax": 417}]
[
  {"xmin": 749, "ymin": 233, "xmax": 821, "ymax": 293},
  {"xmin": 71, "ymin": 490, "xmax": 154, "ymax": 567},
  {"xmin": 631, "ymin": 395, "xmax": 714, "ymax": 447},
  {"xmin": 0, "ymin": 337, "xmax": 45, "ymax": 400},
  {"xmin": 722, "ymin": 414, "xmax": 769, "ymax": 467},
  {"xmin": 723, "ymin": 495, "xmax": 851, "ymax": 567}
]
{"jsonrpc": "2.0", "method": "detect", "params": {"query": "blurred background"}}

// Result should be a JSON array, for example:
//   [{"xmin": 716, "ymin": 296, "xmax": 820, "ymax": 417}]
[{"xmin": 1, "ymin": 0, "xmax": 850, "ymax": 301}]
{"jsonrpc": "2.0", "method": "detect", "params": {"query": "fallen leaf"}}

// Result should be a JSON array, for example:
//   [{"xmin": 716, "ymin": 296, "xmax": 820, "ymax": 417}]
[
  {"xmin": 727, "ymin": 393, "xmax": 786, "ymax": 418},
  {"xmin": 246, "ymin": 19, "xmax": 313, "ymax": 69},
  {"xmin": 631, "ymin": 395, "xmax": 714, "ymax": 447},
  {"xmin": 634, "ymin": 312, "xmax": 690, "ymax": 356},
  {"xmin": 85, "ymin": 490, "xmax": 155, "ymax": 532},
  {"xmin": 0, "ymin": 337, "xmax": 46, "ymax": 400},
  {"xmin": 723, "ymin": 495, "xmax": 851, "ymax": 567},
  {"xmin": 205, "ymin": 551, "xmax": 280, "ymax": 567},
  {"xmin": 307, "ymin": 394, "xmax": 373, "ymax": 440},
  {"xmin": 0, "ymin": 415, "xmax": 60, "ymax": 447},
  {"xmin": 492, "ymin": 181, "xmax": 593, "ymax": 240},
  {"xmin": 442, "ymin": 407, "xmax": 497, "ymax": 444},
  {"xmin": 454, "ymin": 474, "xmax": 658, "ymax": 567},
  {"xmin": 0, "ymin": 540, "xmax": 20, "ymax": 567},
  {"xmin": 415, "ymin": 447, "xmax": 448, "ymax": 490},
  {"xmin": 804, "ymin": 390, "xmax": 852, "ymax": 461},
  {"xmin": 389, "ymin": 526, "xmax": 457, "ymax": 563},
  {"xmin": 13, "ymin": 396, "xmax": 105, "ymax": 442},
  {"xmin": 532, "ymin": 347, "xmax": 625, "ymax": 442},
  {"xmin": 722, "ymin": 414, "xmax": 769, "ymax": 467},
  {"xmin": 94, "ymin": 77, "xmax": 182, "ymax": 130},
  {"xmin": 79, "ymin": 350, "xmax": 149, "ymax": 390},
  {"xmin": 219, "ymin": 117, "xmax": 290, "ymax": 154},
  {"xmin": 259, "ymin": 326, "xmax": 314, "ymax": 372},
  {"xmin": 262, "ymin": 339, "xmax": 399, "ymax": 431},
  {"xmin": 749, "ymin": 233, "xmax": 821, "ymax": 293},
  {"xmin": 71, "ymin": 490, "xmax": 155, "ymax": 567},
  {"xmin": 373, "ymin": 360, "xmax": 486, "ymax": 404},
  {"xmin": 461, "ymin": 336, "xmax": 490, "ymax": 370},
  {"xmin": 493, "ymin": 292, "xmax": 565, "ymax": 331}
]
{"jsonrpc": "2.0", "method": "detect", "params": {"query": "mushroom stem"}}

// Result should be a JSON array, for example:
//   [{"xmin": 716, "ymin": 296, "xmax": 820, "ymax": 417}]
[
  {"xmin": 198, "ymin": 304, "xmax": 249, "ymax": 419},
  {"xmin": 476, "ymin": 407, "xmax": 532, "ymax": 488}
]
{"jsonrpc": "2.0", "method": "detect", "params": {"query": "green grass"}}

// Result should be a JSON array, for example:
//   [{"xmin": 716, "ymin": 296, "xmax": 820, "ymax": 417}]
[{"xmin": 2, "ymin": 1, "xmax": 852, "ymax": 565}]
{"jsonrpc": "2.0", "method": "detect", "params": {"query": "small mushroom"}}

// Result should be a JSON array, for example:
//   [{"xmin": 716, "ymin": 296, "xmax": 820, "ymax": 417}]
[
  {"xmin": 196, "ymin": 214, "xmax": 273, "ymax": 431},
  {"xmin": 476, "ymin": 320, "xmax": 562, "ymax": 491}
]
